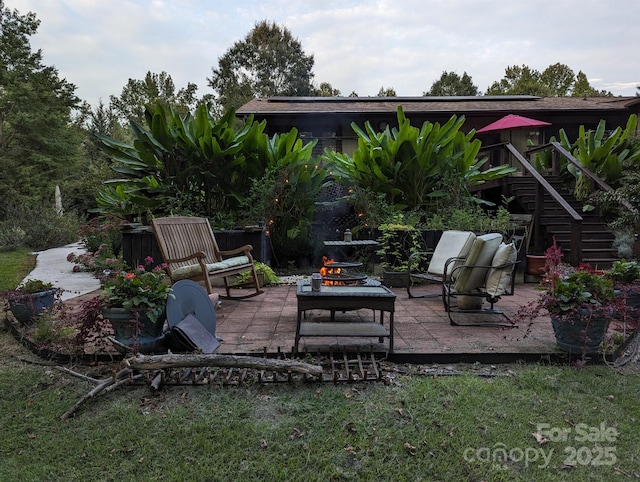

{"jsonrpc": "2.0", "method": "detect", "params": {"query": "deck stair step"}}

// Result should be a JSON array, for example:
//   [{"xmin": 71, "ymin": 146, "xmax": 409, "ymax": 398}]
[{"xmin": 506, "ymin": 172, "xmax": 619, "ymax": 267}]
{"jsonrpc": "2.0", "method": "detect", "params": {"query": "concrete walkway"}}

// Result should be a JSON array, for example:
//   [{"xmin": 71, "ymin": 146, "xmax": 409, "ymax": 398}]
[{"xmin": 23, "ymin": 242, "xmax": 101, "ymax": 301}]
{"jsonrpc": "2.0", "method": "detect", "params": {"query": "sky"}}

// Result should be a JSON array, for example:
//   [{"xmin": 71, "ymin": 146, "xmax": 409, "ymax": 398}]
[{"xmin": 8, "ymin": 0, "xmax": 640, "ymax": 108}]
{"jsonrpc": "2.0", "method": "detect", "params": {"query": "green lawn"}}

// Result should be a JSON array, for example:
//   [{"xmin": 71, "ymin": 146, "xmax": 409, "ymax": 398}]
[
  {"xmin": 1, "ymin": 248, "xmax": 639, "ymax": 480},
  {"xmin": 0, "ymin": 248, "xmax": 36, "ymax": 292},
  {"xmin": 0, "ymin": 329, "xmax": 638, "ymax": 481}
]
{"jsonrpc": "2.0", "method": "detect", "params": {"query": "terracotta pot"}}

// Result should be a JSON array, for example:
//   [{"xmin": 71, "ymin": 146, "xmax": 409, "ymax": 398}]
[{"xmin": 526, "ymin": 254, "xmax": 547, "ymax": 276}]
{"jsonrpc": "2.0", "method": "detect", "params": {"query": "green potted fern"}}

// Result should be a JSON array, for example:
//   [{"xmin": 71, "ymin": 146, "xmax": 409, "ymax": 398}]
[{"xmin": 376, "ymin": 214, "xmax": 424, "ymax": 287}]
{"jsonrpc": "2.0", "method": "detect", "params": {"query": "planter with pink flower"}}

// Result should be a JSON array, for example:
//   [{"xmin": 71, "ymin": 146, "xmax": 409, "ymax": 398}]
[{"xmin": 101, "ymin": 257, "xmax": 172, "ymax": 354}]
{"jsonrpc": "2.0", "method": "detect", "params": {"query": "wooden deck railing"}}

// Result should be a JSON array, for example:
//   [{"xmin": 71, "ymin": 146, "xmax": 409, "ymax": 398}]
[
  {"xmin": 479, "ymin": 142, "xmax": 582, "ymax": 266},
  {"xmin": 526, "ymin": 141, "xmax": 636, "ymax": 213}
]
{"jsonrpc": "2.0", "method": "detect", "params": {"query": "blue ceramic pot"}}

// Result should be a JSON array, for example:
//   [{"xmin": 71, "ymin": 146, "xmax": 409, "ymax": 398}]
[
  {"xmin": 550, "ymin": 309, "xmax": 609, "ymax": 354},
  {"xmin": 8, "ymin": 289, "xmax": 57, "ymax": 324},
  {"xmin": 103, "ymin": 307, "xmax": 165, "ymax": 354}
]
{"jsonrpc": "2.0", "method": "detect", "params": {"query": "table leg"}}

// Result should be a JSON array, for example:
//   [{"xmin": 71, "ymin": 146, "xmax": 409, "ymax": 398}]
[
  {"xmin": 389, "ymin": 312, "xmax": 394, "ymax": 353},
  {"xmin": 295, "ymin": 310, "xmax": 302, "ymax": 353}
]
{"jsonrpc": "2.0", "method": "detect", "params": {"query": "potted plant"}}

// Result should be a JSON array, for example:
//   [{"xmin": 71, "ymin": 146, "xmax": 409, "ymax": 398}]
[
  {"xmin": 235, "ymin": 262, "xmax": 280, "ymax": 288},
  {"xmin": 515, "ymin": 239, "xmax": 621, "ymax": 355},
  {"xmin": 101, "ymin": 257, "xmax": 172, "ymax": 353},
  {"xmin": 376, "ymin": 213, "xmax": 425, "ymax": 287},
  {"xmin": 4, "ymin": 279, "xmax": 60, "ymax": 325},
  {"xmin": 606, "ymin": 259, "xmax": 640, "ymax": 316}
]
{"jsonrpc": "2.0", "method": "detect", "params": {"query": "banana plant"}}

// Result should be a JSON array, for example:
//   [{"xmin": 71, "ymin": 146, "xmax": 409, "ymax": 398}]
[
  {"xmin": 324, "ymin": 106, "xmax": 515, "ymax": 215},
  {"xmin": 242, "ymin": 129, "xmax": 330, "ymax": 258},
  {"xmin": 95, "ymin": 104, "xmax": 275, "ymax": 221},
  {"xmin": 558, "ymin": 114, "xmax": 640, "ymax": 201}
]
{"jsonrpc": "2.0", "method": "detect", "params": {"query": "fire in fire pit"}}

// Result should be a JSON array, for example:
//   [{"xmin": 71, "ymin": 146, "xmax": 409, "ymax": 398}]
[{"xmin": 320, "ymin": 256, "xmax": 368, "ymax": 285}]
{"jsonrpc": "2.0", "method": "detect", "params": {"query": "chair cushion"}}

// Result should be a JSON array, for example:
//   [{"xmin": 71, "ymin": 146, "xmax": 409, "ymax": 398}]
[
  {"xmin": 427, "ymin": 231, "xmax": 476, "ymax": 277},
  {"xmin": 171, "ymin": 256, "xmax": 251, "ymax": 280},
  {"xmin": 453, "ymin": 233, "xmax": 503, "ymax": 292},
  {"xmin": 485, "ymin": 242, "xmax": 518, "ymax": 297}
]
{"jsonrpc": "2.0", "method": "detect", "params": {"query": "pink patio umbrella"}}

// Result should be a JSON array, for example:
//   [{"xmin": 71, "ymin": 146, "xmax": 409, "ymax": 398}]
[{"xmin": 476, "ymin": 114, "xmax": 551, "ymax": 133}]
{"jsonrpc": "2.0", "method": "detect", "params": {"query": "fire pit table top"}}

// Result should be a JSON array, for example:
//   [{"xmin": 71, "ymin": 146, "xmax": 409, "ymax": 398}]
[
  {"xmin": 295, "ymin": 280, "xmax": 396, "ymax": 353},
  {"xmin": 322, "ymin": 261, "xmax": 363, "ymax": 269},
  {"xmin": 297, "ymin": 280, "xmax": 391, "ymax": 296}
]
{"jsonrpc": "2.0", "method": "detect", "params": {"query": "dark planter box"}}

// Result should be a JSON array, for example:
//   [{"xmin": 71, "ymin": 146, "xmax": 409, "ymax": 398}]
[
  {"xmin": 122, "ymin": 225, "xmax": 271, "ymax": 269},
  {"xmin": 122, "ymin": 224, "xmax": 164, "ymax": 269},
  {"xmin": 214, "ymin": 229, "xmax": 270, "ymax": 265},
  {"xmin": 382, "ymin": 269, "xmax": 409, "ymax": 288}
]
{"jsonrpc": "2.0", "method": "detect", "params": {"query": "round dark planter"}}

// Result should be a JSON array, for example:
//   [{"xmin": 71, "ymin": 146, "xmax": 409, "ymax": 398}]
[
  {"xmin": 550, "ymin": 311, "xmax": 609, "ymax": 354},
  {"xmin": 102, "ymin": 307, "xmax": 165, "ymax": 354},
  {"xmin": 626, "ymin": 288, "xmax": 640, "ymax": 311},
  {"xmin": 8, "ymin": 289, "xmax": 57, "ymax": 324}
]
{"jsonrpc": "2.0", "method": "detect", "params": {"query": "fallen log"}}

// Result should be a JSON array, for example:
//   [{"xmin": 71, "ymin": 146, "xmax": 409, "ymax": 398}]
[{"xmin": 126, "ymin": 353, "xmax": 324, "ymax": 377}]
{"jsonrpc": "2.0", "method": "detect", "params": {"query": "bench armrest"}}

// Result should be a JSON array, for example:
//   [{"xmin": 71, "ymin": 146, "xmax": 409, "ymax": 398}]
[{"xmin": 219, "ymin": 244, "xmax": 253, "ymax": 258}]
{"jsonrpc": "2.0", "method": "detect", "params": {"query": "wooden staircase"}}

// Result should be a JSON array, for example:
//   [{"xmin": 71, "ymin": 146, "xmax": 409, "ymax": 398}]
[{"xmin": 507, "ymin": 175, "xmax": 618, "ymax": 269}]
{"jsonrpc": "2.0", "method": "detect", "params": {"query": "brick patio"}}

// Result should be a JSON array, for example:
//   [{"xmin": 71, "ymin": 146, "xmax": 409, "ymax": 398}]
[{"xmin": 212, "ymin": 276, "xmax": 559, "ymax": 363}]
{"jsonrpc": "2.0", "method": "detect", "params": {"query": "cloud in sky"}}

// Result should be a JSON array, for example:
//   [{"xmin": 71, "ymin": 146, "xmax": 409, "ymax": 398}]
[{"xmin": 8, "ymin": 0, "xmax": 640, "ymax": 107}]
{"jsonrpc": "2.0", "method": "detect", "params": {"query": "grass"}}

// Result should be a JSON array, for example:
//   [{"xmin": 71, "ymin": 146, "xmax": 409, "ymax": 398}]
[
  {"xmin": 0, "ymin": 248, "xmax": 36, "ymax": 292},
  {"xmin": 1, "ymin": 248, "xmax": 639, "ymax": 480},
  {"xmin": 0, "ymin": 328, "xmax": 639, "ymax": 481}
]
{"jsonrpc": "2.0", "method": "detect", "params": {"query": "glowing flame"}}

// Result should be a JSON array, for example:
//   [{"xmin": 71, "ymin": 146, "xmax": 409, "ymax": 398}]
[
  {"xmin": 320, "ymin": 256, "xmax": 347, "ymax": 285},
  {"xmin": 319, "ymin": 256, "xmax": 341, "ymax": 277}
]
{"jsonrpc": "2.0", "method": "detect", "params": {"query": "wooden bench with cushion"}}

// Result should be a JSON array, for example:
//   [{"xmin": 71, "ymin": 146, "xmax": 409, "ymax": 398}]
[{"xmin": 151, "ymin": 216, "xmax": 264, "ymax": 299}]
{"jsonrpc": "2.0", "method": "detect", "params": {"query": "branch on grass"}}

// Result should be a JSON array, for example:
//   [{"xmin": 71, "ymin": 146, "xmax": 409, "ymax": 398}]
[{"xmin": 126, "ymin": 353, "xmax": 324, "ymax": 377}]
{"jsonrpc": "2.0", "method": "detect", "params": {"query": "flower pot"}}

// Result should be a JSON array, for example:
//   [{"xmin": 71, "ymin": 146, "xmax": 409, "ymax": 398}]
[
  {"xmin": 626, "ymin": 288, "xmax": 640, "ymax": 311},
  {"xmin": 382, "ymin": 270, "xmax": 409, "ymax": 288},
  {"xmin": 102, "ymin": 307, "xmax": 165, "ymax": 354},
  {"xmin": 550, "ymin": 310, "xmax": 609, "ymax": 354},
  {"xmin": 526, "ymin": 254, "xmax": 546, "ymax": 276},
  {"xmin": 457, "ymin": 295, "xmax": 483, "ymax": 310},
  {"xmin": 8, "ymin": 289, "xmax": 57, "ymax": 325}
]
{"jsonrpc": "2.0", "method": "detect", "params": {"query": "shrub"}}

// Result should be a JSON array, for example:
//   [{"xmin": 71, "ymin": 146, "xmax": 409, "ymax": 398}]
[
  {"xmin": 1, "ymin": 202, "xmax": 81, "ymax": 250},
  {"xmin": 79, "ymin": 217, "xmax": 125, "ymax": 255},
  {"xmin": 0, "ymin": 224, "xmax": 26, "ymax": 251}
]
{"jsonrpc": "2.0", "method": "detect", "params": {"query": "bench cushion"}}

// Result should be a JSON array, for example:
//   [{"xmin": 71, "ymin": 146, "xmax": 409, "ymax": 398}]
[
  {"xmin": 485, "ymin": 242, "xmax": 518, "ymax": 297},
  {"xmin": 427, "ymin": 231, "xmax": 476, "ymax": 277},
  {"xmin": 171, "ymin": 256, "xmax": 251, "ymax": 281},
  {"xmin": 453, "ymin": 233, "xmax": 503, "ymax": 292}
]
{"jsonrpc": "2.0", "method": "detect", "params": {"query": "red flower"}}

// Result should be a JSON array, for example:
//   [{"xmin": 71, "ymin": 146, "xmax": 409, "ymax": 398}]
[{"xmin": 125, "ymin": 273, "xmax": 136, "ymax": 281}]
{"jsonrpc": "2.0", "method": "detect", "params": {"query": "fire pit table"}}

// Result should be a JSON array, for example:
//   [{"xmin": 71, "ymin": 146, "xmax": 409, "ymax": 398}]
[{"xmin": 295, "ymin": 279, "xmax": 396, "ymax": 353}]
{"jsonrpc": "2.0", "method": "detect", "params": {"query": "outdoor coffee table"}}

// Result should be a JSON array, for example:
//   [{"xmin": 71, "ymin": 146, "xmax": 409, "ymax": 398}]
[{"xmin": 295, "ymin": 280, "xmax": 396, "ymax": 353}]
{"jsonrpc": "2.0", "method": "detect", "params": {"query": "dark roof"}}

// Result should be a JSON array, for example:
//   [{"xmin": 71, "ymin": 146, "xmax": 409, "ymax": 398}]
[{"xmin": 238, "ymin": 96, "xmax": 640, "ymax": 116}]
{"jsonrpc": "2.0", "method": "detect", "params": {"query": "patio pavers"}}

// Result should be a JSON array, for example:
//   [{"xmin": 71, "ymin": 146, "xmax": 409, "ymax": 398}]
[{"xmin": 212, "ymin": 278, "xmax": 559, "ymax": 362}]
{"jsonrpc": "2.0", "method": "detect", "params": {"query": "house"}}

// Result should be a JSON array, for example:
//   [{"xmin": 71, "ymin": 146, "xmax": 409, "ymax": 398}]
[
  {"xmin": 237, "ymin": 95, "xmax": 640, "ymax": 155},
  {"xmin": 238, "ymin": 95, "xmax": 640, "ymax": 266}
]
